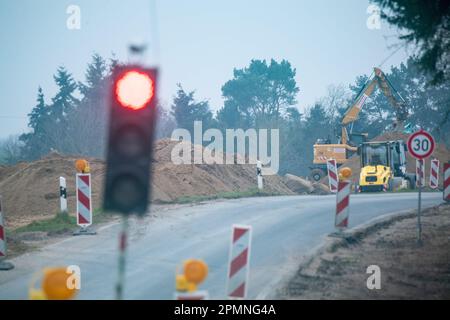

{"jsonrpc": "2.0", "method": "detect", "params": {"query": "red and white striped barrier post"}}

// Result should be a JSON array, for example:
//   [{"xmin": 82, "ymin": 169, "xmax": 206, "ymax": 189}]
[
  {"xmin": 335, "ymin": 180, "xmax": 351, "ymax": 231},
  {"xmin": 0, "ymin": 196, "xmax": 14, "ymax": 270},
  {"xmin": 429, "ymin": 159, "xmax": 439, "ymax": 189},
  {"xmin": 73, "ymin": 173, "xmax": 96, "ymax": 236},
  {"xmin": 416, "ymin": 159, "xmax": 425, "ymax": 187},
  {"xmin": 227, "ymin": 225, "xmax": 252, "ymax": 299},
  {"xmin": 444, "ymin": 162, "xmax": 450, "ymax": 202},
  {"xmin": 326, "ymin": 159, "xmax": 338, "ymax": 193}
]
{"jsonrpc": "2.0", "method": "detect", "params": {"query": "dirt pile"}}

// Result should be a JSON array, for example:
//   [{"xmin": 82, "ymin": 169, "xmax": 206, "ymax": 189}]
[
  {"xmin": 283, "ymin": 174, "xmax": 331, "ymax": 195},
  {"xmin": 0, "ymin": 139, "xmax": 296, "ymax": 228}
]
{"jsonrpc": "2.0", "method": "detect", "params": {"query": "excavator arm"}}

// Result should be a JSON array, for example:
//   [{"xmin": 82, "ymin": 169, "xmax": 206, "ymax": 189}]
[
  {"xmin": 373, "ymin": 67, "xmax": 408, "ymax": 129},
  {"xmin": 340, "ymin": 67, "xmax": 408, "ymax": 145}
]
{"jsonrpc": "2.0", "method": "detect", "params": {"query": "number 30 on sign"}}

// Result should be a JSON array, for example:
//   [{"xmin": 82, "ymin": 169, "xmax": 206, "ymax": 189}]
[{"xmin": 407, "ymin": 130, "xmax": 435, "ymax": 160}]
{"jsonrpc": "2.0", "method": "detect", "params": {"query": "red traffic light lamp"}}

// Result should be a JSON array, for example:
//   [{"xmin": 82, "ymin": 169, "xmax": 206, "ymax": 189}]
[{"xmin": 115, "ymin": 70, "xmax": 154, "ymax": 110}]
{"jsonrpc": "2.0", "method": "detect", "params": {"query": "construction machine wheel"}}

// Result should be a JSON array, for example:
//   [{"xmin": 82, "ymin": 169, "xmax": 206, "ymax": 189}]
[{"xmin": 310, "ymin": 168, "xmax": 325, "ymax": 182}]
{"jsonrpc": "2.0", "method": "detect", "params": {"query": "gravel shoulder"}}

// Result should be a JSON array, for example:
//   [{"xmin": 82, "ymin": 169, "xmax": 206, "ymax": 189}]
[{"xmin": 280, "ymin": 203, "xmax": 450, "ymax": 299}]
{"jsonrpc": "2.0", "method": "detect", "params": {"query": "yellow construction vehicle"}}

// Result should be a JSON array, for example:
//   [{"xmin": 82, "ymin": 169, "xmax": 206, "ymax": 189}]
[
  {"xmin": 310, "ymin": 67, "xmax": 408, "ymax": 182},
  {"xmin": 358, "ymin": 140, "xmax": 415, "ymax": 192}
]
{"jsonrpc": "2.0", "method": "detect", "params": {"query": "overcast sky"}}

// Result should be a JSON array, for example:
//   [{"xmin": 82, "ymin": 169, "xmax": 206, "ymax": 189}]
[{"xmin": 0, "ymin": 0, "xmax": 410, "ymax": 138}]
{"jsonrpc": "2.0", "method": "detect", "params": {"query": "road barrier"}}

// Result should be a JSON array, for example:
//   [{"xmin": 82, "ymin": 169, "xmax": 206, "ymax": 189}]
[
  {"xmin": 444, "ymin": 162, "xmax": 450, "ymax": 202},
  {"xmin": 326, "ymin": 159, "xmax": 338, "ymax": 193},
  {"xmin": 227, "ymin": 225, "xmax": 252, "ymax": 299},
  {"xmin": 59, "ymin": 177, "xmax": 68, "ymax": 213},
  {"xmin": 429, "ymin": 159, "xmax": 439, "ymax": 189},
  {"xmin": 416, "ymin": 159, "xmax": 425, "ymax": 187},
  {"xmin": 74, "ymin": 174, "xmax": 96, "ymax": 235},
  {"xmin": 0, "ymin": 196, "xmax": 14, "ymax": 270},
  {"xmin": 335, "ymin": 180, "xmax": 351, "ymax": 230}
]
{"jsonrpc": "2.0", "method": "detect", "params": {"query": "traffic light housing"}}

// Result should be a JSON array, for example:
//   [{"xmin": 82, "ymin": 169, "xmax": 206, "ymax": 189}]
[{"xmin": 103, "ymin": 65, "xmax": 158, "ymax": 215}]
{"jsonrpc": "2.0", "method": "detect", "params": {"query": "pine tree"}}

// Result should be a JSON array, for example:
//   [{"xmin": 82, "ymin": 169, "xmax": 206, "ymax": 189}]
[
  {"xmin": 67, "ymin": 54, "xmax": 109, "ymax": 156},
  {"xmin": 79, "ymin": 53, "xmax": 107, "ymax": 97},
  {"xmin": 19, "ymin": 87, "xmax": 52, "ymax": 159},
  {"xmin": 50, "ymin": 66, "xmax": 78, "ymax": 122},
  {"xmin": 171, "ymin": 84, "xmax": 213, "ymax": 135},
  {"xmin": 27, "ymin": 86, "xmax": 47, "ymax": 131},
  {"xmin": 44, "ymin": 66, "xmax": 79, "ymax": 153}
]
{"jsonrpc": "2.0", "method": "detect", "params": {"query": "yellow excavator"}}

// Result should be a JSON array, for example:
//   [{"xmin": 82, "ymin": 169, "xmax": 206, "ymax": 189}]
[{"xmin": 310, "ymin": 67, "xmax": 409, "ymax": 183}]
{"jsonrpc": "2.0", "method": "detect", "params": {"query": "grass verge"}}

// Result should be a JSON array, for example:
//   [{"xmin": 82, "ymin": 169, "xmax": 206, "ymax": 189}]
[{"xmin": 13, "ymin": 208, "xmax": 113, "ymax": 235}]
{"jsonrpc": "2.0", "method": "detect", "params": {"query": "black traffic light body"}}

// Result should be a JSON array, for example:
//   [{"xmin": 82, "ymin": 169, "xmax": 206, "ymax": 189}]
[{"xmin": 103, "ymin": 65, "xmax": 158, "ymax": 215}]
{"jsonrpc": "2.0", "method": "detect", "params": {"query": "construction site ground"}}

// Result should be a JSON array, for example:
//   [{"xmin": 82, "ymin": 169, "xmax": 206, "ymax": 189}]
[{"xmin": 280, "ymin": 203, "xmax": 450, "ymax": 299}]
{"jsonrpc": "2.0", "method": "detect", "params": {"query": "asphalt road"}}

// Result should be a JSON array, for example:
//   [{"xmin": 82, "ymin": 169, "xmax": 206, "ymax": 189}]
[{"xmin": 0, "ymin": 192, "xmax": 444, "ymax": 300}]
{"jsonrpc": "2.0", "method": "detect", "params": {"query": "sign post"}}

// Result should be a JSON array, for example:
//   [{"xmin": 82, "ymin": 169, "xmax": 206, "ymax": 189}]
[{"xmin": 407, "ymin": 130, "xmax": 435, "ymax": 245}]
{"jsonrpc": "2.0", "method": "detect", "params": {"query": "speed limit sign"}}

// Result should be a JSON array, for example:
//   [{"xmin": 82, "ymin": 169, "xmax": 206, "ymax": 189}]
[{"xmin": 407, "ymin": 129, "xmax": 435, "ymax": 160}]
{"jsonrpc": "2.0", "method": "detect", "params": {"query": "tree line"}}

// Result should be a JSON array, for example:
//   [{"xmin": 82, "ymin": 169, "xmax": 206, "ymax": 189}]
[{"xmin": 1, "ymin": 53, "xmax": 448, "ymax": 177}]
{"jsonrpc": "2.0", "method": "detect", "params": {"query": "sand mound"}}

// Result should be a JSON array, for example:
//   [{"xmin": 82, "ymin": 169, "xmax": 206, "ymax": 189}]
[
  {"xmin": 284, "ymin": 174, "xmax": 331, "ymax": 195},
  {"xmin": 0, "ymin": 139, "xmax": 295, "ymax": 227},
  {"xmin": 284, "ymin": 174, "xmax": 314, "ymax": 194}
]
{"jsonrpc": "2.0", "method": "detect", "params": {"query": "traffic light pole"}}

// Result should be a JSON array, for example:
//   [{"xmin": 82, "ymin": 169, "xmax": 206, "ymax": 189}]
[{"xmin": 116, "ymin": 216, "xmax": 129, "ymax": 300}]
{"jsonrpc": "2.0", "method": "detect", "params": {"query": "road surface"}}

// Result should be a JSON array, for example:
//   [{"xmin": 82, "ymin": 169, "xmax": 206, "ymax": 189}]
[{"xmin": 0, "ymin": 192, "xmax": 444, "ymax": 299}]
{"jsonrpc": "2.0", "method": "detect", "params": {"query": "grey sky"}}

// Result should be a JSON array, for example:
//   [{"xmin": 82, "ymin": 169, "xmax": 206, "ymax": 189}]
[{"xmin": 0, "ymin": 0, "xmax": 409, "ymax": 138}]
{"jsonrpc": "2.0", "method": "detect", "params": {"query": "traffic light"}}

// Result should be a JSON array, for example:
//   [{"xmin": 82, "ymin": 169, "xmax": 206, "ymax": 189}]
[{"xmin": 103, "ymin": 65, "xmax": 158, "ymax": 215}]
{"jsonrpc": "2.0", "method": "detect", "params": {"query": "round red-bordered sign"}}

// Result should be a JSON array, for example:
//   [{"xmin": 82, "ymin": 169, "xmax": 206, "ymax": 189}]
[{"xmin": 407, "ymin": 130, "xmax": 435, "ymax": 160}]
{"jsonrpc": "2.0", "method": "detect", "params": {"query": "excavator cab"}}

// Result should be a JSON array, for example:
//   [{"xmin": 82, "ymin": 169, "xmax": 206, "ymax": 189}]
[{"xmin": 347, "ymin": 132, "xmax": 368, "ymax": 147}]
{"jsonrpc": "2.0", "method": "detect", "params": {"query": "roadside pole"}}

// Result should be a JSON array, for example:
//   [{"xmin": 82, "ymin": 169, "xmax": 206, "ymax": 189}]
[
  {"xmin": 407, "ymin": 130, "xmax": 435, "ymax": 246},
  {"xmin": 59, "ymin": 176, "xmax": 67, "ymax": 213},
  {"xmin": 257, "ymin": 160, "xmax": 263, "ymax": 190}
]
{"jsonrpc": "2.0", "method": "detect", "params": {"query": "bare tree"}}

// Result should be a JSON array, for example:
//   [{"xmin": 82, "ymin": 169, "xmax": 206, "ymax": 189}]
[{"xmin": 0, "ymin": 135, "xmax": 24, "ymax": 164}]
